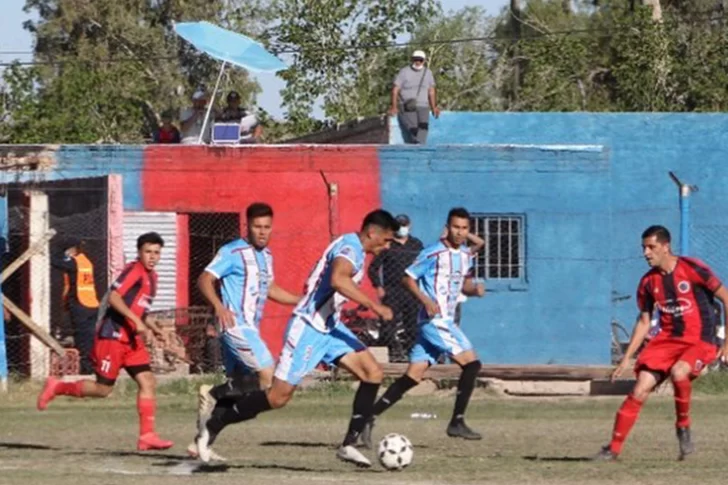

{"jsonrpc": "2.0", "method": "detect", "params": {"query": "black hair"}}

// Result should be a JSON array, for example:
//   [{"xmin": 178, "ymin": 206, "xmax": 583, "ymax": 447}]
[
  {"xmin": 137, "ymin": 232, "xmax": 165, "ymax": 250},
  {"xmin": 361, "ymin": 209, "xmax": 399, "ymax": 232},
  {"xmin": 642, "ymin": 225, "xmax": 671, "ymax": 243},
  {"xmin": 246, "ymin": 202, "xmax": 273, "ymax": 222},
  {"xmin": 447, "ymin": 207, "xmax": 470, "ymax": 225}
]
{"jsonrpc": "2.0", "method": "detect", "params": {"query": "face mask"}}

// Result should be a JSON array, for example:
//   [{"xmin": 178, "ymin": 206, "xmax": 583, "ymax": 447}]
[
  {"xmin": 411, "ymin": 63, "xmax": 424, "ymax": 71},
  {"xmin": 397, "ymin": 226, "xmax": 410, "ymax": 238}
]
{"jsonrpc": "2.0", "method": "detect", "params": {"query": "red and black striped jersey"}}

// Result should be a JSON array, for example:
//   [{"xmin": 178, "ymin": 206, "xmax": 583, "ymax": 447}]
[
  {"xmin": 637, "ymin": 257, "xmax": 722, "ymax": 344},
  {"xmin": 97, "ymin": 261, "xmax": 157, "ymax": 342}
]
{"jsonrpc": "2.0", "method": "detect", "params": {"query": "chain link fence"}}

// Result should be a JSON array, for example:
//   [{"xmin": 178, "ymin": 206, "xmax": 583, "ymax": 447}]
[
  {"xmin": 2, "ymin": 179, "xmax": 505, "ymax": 377},
  {"xmin": 690, "ymin": 224, "xmax": 728, "ymax": 280},
  {"xmin": 2, "ymin": 179, "xmax": 108, "ymax": 378},
  {"xmin": 3, "ymin": 191, "xmax": 30, "ymax": 377}
]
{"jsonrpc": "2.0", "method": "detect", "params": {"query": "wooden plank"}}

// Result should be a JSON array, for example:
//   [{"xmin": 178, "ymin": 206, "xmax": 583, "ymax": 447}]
[
  {"xmin": 3, "ymin": 298, "xmax": 65, "ymax": 356},
  {"xmin": 0, "ymin": 229, "xmax": 56, "ymax": 282},
  {"xmin": 382, "ymin": 363, "xmax": 626, "ymax": 381}
]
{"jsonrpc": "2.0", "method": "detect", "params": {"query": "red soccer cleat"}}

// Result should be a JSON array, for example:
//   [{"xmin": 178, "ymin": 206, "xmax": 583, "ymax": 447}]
[
  {"xmin": 37, "ymin": 377, "xmax": 60, "ymax": 411},
  {"xmin": 137, "ymin": 433, "xmax": 174, "ymax": 451}
]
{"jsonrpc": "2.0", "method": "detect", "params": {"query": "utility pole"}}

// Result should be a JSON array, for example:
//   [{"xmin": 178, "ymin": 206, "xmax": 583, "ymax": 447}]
[{"xmin": 510, "ymin": 0, "xmax": 521, "ymax": 106}]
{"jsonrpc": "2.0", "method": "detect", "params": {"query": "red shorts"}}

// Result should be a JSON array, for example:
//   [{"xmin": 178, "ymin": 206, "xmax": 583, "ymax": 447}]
[
  {"xmin": 92, "ymin": 336, "xmax": 151, "ymax": 384},
  {"xmin": 635, "ymin": 336, "xmax": 718, "ymax": 377}
]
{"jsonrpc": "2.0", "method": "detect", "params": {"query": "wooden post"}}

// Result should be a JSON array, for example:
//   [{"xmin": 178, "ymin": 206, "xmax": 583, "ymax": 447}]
[
  {"xmin": 28, "ymin": 191, "xmax": 51, "ymax": 379},
  {"xmin": 510, "ymin": 0, "xmax": 522, "ymax": 105}
]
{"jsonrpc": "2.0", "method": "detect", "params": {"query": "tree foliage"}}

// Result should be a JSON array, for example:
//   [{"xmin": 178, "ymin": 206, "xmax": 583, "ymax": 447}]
[
  {"xmin": 2, "ymin": 0, "xmax": 272, "ymax": 143},
  {"xmin": 493, "ymin": 0, "xmax": 728, "ymax": 112},
  {"xmin": 4, "ymin": 0, "xmax": 728, "ymax": 143},
  {"xmin": 263, "ymin": 0, "xmax": 439, "ymax": 136}
]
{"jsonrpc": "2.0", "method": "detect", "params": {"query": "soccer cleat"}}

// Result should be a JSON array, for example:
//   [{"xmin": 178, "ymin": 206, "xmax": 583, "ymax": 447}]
[
  {"xmin": 358, "ymin": 417, "xmax": 375, "ymax": 449},
  {"xmin": 677, "ymin": 427, "xmax": 695, "ymax": 460},
  {"xmin": 137, "ymin": 433, "xmax": 174, "ymax": 451},
  {"xmin": 195, "ymin": 410, "xmax": 217, "ymax": 463},
  {"xmin": 336, "ymin": 445, "xmax": 372, "ymax": 468},
  {"xmin": 592, "ymin": 445, "xmax": 619, "ymax": 461},
  {"xmin": 446, "ymin": 421, "xmax": 482, "ymax": 440},
  {"xmin": 186, "ymin": 441, "xmax": 227, "ymax": 461},
  {"xmin": 197, "ymin": 384, "xmax": 217, "ymax": 432},
  {"xmin": 37, "ymin": 377, "xmax": 60, "ymax": 411}
]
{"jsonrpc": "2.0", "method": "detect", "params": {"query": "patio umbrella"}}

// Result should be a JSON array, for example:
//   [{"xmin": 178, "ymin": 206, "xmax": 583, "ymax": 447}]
[{"xmin": 173, "ymin": 21, "xmax": 288, "ymax": 143}]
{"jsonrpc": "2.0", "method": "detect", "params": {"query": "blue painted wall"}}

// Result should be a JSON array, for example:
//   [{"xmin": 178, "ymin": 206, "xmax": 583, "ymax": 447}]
[
  {"xmin": 57, "ymin": 146, "xmax": 144, "ymax": 210},
  {"xmin": 378, "ymin": 144, "xmax": 613, "ymax": 364},
  {"xmin": 386, "ymin": 113, "xmax": 728, "ymax": 364}
]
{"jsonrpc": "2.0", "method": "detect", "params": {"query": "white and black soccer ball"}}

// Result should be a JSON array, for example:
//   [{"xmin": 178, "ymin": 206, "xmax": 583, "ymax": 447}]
[{"xmin": 377, "ymin": 433, "xmax": 414, "ymax": 471}]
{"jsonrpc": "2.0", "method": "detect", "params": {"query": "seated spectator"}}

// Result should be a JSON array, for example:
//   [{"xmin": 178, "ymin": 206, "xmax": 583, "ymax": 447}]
[
  {"xmin": 180, "ymin": 89, "xmax": 216, "ymax": 144},
  {"xmin": 152, "ymin": 110, "xmax": 181, "ymax": 144},
  {"xmin": 216, "ymin": 91, "xmax": 262, "ymax": 143}
]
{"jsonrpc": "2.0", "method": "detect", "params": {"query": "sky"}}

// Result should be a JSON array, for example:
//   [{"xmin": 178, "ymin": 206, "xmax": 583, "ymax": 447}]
[{"xmin": 0, "ymin": 0, "xmax": 509, "ymax": 119}]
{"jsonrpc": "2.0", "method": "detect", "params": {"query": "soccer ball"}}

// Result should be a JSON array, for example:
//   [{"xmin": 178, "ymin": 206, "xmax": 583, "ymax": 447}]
[{"xmin": 377, "ymin": 433, "xmax": 414, "ymax": 471}]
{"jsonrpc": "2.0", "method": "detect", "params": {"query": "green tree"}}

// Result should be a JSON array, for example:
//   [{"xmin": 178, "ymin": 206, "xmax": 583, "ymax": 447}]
[
  {"xmin": 263, "ymin": 0, "xmax": 439, "ymax": 136},
  {"xmin": 2, "ymin": 0, "xmax": 273, "ymax": 143},
  {"xmin": 409, "ymin": 6, "xmax": 499, "ymax": 112},
  {"xmin": 491, "ymin": 0, "xmax": 728, "ymax": 113}
]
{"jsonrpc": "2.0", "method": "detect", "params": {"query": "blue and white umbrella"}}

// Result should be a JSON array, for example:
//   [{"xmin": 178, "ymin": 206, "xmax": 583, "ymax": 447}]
[{"xmin": 173, "ymin": 21, "xmax": 288, "ymax": 142}]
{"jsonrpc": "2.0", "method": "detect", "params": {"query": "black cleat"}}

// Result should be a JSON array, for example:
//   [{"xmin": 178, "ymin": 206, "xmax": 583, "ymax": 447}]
[
  {"xmin": 592, "ymin": 445, "xmax": 618, "ymax": 461},
  {"xmin": 677, "ymin": 427, "xmax": 695, "ymax": 460},
  {"xmin": 446, "ymin": 421, "xmax": 482, "ymax": 440},
  {"xmin": 357, "ymin": 417, "xmax": 375, "ymax": 450}
]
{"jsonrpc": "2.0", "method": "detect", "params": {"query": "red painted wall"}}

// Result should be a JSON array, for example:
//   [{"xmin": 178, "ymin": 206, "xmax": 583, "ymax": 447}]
[{"xmin": 143, "ymin": 146, "xmax": 381, "ymax": 358}]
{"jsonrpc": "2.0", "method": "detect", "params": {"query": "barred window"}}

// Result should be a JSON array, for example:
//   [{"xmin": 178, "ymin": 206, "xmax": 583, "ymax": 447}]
[{"xmin": 469, "ymin": 214, "xmax": 525, "ymax": 280}]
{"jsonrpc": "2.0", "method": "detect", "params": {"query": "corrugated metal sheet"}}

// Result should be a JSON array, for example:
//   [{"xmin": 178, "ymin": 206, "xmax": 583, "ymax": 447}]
[{"xmin": 123, "ymin": 212, "xmax": 177, "ymax": 311}]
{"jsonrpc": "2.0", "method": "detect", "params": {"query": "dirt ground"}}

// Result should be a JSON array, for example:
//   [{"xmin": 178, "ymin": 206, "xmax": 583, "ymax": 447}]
[{"xmin": 2, "ymin": 381, "xmax": 728, "ymax": 485}]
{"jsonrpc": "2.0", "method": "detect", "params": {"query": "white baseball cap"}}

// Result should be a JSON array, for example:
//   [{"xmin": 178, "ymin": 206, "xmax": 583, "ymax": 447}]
[
  {"xmin": 192, "ymin": 90, "xmax": 207, "ymax": 101},
  {"xmin": 412, "ymin": 50, "xmax": 426, "ymax": 60}
]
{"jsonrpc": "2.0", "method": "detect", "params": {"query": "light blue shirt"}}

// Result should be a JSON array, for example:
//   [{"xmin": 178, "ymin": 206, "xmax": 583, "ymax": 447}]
[
  {"xmin": 293, "ymin": 233, "xmax": 365, "ymax": 333},
  {"xmin": 405, "ymin": 240, "xmax": 473, "ymax": 323},
  {"xmin": 205, "ymin": 239, "xmax": 273, "ymax": 328}
]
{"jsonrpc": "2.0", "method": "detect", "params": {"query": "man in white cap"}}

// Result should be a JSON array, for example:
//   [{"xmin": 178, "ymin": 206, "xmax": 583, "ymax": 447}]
[
  {"xmin": 180, "ymin": 89, "xmax": 217, "ymax": 144},
  {"xmin": 390, "ymin": 50, "xmax": 440, "ymax": 144}
]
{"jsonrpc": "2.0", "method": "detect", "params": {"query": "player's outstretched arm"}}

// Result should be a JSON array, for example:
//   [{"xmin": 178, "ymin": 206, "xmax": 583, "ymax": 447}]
[
  {"xmin": 402, "ymin": 275, "xmax": 440, "ymax": 318},
  {"xmin": 198, "ymin": 271, "xmax": 236, "ymax": 328},
  {"xmin": 611, "ymin": 311, "xmax": 652, "ymax": 382},
  {"xmin": 268, "ymin": 282, "xmax": 301, "ymax": 306},
  {"xmin": 331, "ymin": 257, "xmax": 392, "ymax": 321}
]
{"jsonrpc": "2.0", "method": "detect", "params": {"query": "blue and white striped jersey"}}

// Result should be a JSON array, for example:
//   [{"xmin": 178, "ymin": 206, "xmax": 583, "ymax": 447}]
[
  {"xmin": 293, "ymin": 233, "xmax": 365, "ymax": 333},
  {"xmin": 205, "ymin": 238, "xmax": 274, "ymax": 329},
  {"xmin": 405, "ymin": 240, "xmax": 473, "ymax": 322}
]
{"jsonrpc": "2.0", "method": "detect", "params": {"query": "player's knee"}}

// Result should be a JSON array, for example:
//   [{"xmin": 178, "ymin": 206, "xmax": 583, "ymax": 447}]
[
  {"xmin": 96, "ymin": 383, "xmax": 114, "ymax": 397},
  {"xmin": 135, "ymin": 372, "xmax": 157, "ymax": 394},
  {"xmin": 670, "ymin": 363, "xmax": 691, "ymax": 381},
  {"xmin": 267, "ymin": 385, "xmax": 294, "ymax": 409},
  {"xmin": 632, "ymin": 388, "xmax": 651, "ymax": 401},
  {"xmin": 462, "ymin": 359, "xmax": 482, "ymax": 371},
  {"xmin": 631, "ymin": 383, "xmax": 652, "ymax": 402},
  {"xmin": 362, "ymin": 361, "xmax": 383, "ymax": 383}
]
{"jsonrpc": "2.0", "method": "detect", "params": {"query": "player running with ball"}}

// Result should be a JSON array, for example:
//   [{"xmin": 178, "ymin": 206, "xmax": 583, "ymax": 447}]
[{"xmin": 195, "ymin": 209, "xmax": 399, "ymax": 467}]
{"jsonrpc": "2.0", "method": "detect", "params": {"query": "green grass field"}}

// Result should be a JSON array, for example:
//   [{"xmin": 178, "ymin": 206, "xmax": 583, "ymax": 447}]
[{"xmin": 2, "ymin": 377, "xmax": 728, "ymax": 485}]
